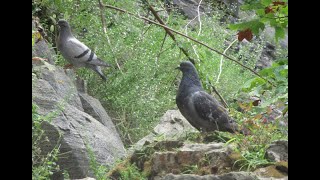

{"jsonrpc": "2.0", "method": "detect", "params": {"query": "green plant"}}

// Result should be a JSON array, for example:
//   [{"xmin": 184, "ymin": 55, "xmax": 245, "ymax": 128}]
[
  {"xmin": 229, "ymin": 0, "xmax": 288, "ymax": 42},
  {"xmin": 182, "ymin": 164, "xmax": 200, "ymax": 174},
  {"xmin": 118, "ymin": 163, "xmax": 147, "ymax": 180},
  {"xmin": 86, "ymin": 143, "xmax": 109, "ymax": 180},
  {"xmin": 32, "ymin": 103, "xmax": 61, "ymax": 180},
  {"xmin": 32, "ymin": 0, "xmax": 287, "ymax": 149},
  {"xmin": 107, "ymin": 160, "xmax": 148, "ymax": 180},
  {"xmin": 233, "ymin": 148, "xmax": 274, "ymax": 171}
]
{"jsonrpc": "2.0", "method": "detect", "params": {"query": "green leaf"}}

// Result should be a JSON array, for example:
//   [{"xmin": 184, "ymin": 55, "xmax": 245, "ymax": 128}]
[
  {"xmin": 256, "ymin": 9, "xmax": 266, "ymax": 16},
  {"xmin": 241, "ymin": 1, "xmax": 263, "ymax": 10},
  {"xmin": 261, "ymin": 0, "xmax": 272, "ymax": 6},
  {"xmin": 241, "ymin": 77, "xmax": 266, "ymax": 92},
  {"xmin": 32, "ymin": 36, "xmax": 35, "ymax": 46},
  {"xmin": 229, "ymin": 20, "xmax": 265, "ymax": 35},
  {"xmin": 50, "ymin": 25, "xmax": 55, "ymax": 32},
  {"xmin": 277, "ymin": 59, "xmax": 288, "ymax": 65},
  {"xmin": 275, "ymin": 85, "xmax": 287, "ymax": 95},
  {"xmin": 275, "ymin": 26, "xmax": 285, "ymax": 42}
]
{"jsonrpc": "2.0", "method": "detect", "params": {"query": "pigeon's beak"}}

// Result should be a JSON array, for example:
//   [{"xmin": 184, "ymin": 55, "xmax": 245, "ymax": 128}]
[{"xmin": 175, "ymin": 66, "xmax": 180, "ymax": 70}]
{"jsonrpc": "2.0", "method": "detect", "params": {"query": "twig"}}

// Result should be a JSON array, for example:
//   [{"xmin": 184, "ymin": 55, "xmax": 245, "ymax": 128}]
[
  {"xmin": 141, "ymin": 24, "xmax": 153, "ymax": 36},
  {"xmin": 144, "ymin": 0, "xmax": 195, "ymax": 64},
  {"xmin": 216, "ymin": 38, "xmax": 237, "ymax": 83},
  {"xmin": 102, "ymin": 4, "xmax": 275, "ymax": 87},
  {"xmin": 98, "ymin": 0, "xmax": 107, "ymax": 34},
  {"xmin": 156, "ymin": 32, "xmax": 168, "ymax": 65},
  {"xmin": 185, "ymin": 15, "xmax": 200, "ymax": 62},
  {"xmin": 209, "ymin": 81, "xmax": 229, "ymax": 108},
  {"xmin": 97, "ymin": 0, "xmax": 123, "ymax": 74},
  {"xmin": 263, "ymin": 15, "xmax": 288, "ymax": 19},
  {"xmin": 197, "ymin": 0, "xmax": 203, "ymax": 36}
]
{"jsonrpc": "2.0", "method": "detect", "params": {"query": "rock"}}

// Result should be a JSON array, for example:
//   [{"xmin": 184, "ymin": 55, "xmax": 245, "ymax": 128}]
[
  {"xmin": 254, "ymin": 163, "xmax": 287, "ymax": 179},
  {"xmin": 254, "ymin": 26, "xmax": 288, "ymax": 71},
  {"xmin": 129, "ymin": 110, "xmax": 197, "ymax": 153},
  {"xmin": 72, "ymin": 178, "xmax": 96, "ymax": 180},
  {"xmin": 170, "ymin": 0, "xmax": 240, "ymax": 25},
  {"xmin": 150, "ymin": 142, "xmax": 235, "ymax": 177},
  {"xmin": 172, "ymin": 0, "xmax": 208, "ymax": 20},
  {"xmin": 265, "ymin": 140, "xmax": 288, "ymax": 162},
  {"xmin": 154, "ymin": 110, "xmax": 198, "ymax": 138},
  {"xmin": 254, "ymin": 42, "xmax": 276, "ymax": 71},
  {"xmin": 32, "ymin": 19, "xmax": 56, "ymax": 65},
  {"xmin": 32, "ymin": 64, "xmax": 126, "ymax": 179},
  {"xmin": 78, "ymin": 92, "xmax": 120, "ymax": 135},
  {"xmin": 161, "ymin": 171, "xmax": 259, "ymax": 180}
]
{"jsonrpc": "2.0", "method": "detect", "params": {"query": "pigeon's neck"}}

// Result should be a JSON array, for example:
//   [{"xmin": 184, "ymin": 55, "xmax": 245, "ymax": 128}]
[
  {"xmin": 59, "ymin": 27, "xmax": 74, "ymax": 41},
  {"xmin": 179, "ymin": 70, "xmax": 203, "ymax": 94}
]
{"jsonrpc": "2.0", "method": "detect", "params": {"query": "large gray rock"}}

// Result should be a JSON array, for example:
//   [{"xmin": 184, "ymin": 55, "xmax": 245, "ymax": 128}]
[
  {"xmin": 254, "ymin": 42, "xmax": 276, "ymax": 70},
  {"xmin": 78, "ymin": 92, "xmax": 119, "ymax": 134},
  {"xmin": 265, "ymin": 140, "xmax": 288, "ymax": 162},
  {"xmin": 254, "ymin": 27, "xmax": 288, "ymax": 70},
  {"xmin": 161, "ymin": 171, "xmax": 259, "ymax": 180},
  {"xmin": 32, "ymin": 62, "xmax": 126, "ymax": 179},
  {"xmin": 172, "ymin": 0, "xmax": 208, "ymax": 20},
  {"xmin": 129, "ymin": 110, "xmax": 197, "ymax": 153},
  {"xmin": 154, "ymin": 109, "xmax": 198, "ymax": 137},
  {"xmin": 150, "ymin": 142, "xmax": 236, "ymax": 177}
]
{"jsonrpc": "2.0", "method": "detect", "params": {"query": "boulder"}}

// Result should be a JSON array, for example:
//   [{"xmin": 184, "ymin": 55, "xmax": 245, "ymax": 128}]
[
  {"xmin": 32, "ymin": 61, "xmax": 126, "ymax": 179},
  {"xmin": 265, "ymin": 140, "xmax": 288, "ymax": 162},
  {"xmin": 161, "ymin": 171, "xmax": 259, "ymax": 180}
]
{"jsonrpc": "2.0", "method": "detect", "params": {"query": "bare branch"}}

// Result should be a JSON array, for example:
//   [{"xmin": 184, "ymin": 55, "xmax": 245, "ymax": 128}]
[
  {"xmin": 197, "ymin": 0, "xmax": 203, "ymax": 36},
  {"xmin": 156, "ymin": 33, "xmax": 168, "ymax": 65},
  {"xmin": 145, "ymin": 1, "xmax": 195, "ymax": 64},
  {"xmin": 209, "ymin": 81, "xmax": 229, "ymax": 108},
  {"xmin": 216, "ymin": 38, "xmax": 238, "ymax": 83},
  {"xmin": 98, "ymin": 0, "xmax": 107, "ymax": 34},
  {"xmin": 97, "ymin": 0, "xmax": 123, "ymax": 73}
]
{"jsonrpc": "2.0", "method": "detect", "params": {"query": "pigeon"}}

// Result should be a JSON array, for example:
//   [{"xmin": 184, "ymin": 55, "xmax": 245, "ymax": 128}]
[
  {"xmin": 56, "ymin": 19, "xmax": 111, "ymax": 81},
  {"xmin": 176, "ymin": 61, "xmax": 240, "ymax": 133}
]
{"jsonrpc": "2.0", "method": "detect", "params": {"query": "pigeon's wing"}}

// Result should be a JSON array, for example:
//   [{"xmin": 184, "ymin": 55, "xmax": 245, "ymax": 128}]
[
  {"xmin": 64, "ymin": 38, "xmax": 91, "ymax": 62},
  {"xmin": 192, "ymin": 91, "xmax": 229, "ymax": 124},
  {"xmin": 65, "ymin": 38, "xmax": 108, "ymax": 66}
]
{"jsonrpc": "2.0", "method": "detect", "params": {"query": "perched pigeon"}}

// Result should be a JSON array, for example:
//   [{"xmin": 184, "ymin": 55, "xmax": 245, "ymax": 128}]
[
  {"xmin": 176, "ymin": 61, "xmax": 240, "ymax": 133},
  {"xmin": 56, "ymin": 19, "xmax": 111, "ymax": 81}
]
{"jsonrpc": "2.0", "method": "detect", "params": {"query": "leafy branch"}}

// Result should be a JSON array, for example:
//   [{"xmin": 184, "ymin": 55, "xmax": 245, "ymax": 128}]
[
  {"xmin": 229, "ymin": 0, "xmax": 288, "ymax": 42},
  {"xmin": 102, "ymin": 4, "xmax": 275, "ymax": 87},
  {"xmin": 143, "ymin": 0, "xmax": 195, "ymax": 64}
]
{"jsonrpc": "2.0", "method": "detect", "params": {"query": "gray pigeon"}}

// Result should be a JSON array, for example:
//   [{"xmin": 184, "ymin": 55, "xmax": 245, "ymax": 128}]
[
  {"xmin": 56, "ymin": 19, "xmax": 111, "ymax": 81},
  {"xmin": 176, "ymin": 61, "xmax": 240, "ymax": 133}
]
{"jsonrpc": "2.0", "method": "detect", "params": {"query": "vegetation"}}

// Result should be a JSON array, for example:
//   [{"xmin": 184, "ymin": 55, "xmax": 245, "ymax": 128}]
[
  {"xmin": 32, "ymin": 0, "xmax": 287, "ymax": 178},
  {"xmin": 32, "ymin": 103, "xmax": 61, "ymax": 180}
]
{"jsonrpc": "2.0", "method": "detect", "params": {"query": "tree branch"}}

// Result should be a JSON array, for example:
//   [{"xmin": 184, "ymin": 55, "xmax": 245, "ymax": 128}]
[
  {"xmin": 197, "ymin": 0, "xmax": 203, "ymax": 36},
  {"xmin": 209, "ymin": 81, "xmax": 229, "ymax": 108},
  {"xmin": 102, "ymin": 4, "xmax": 275, "ymax": 87},
  {"xmin": 144, "ymin": 1, "xmax": 195, "ymax": 64},
  {"xmin": 97, "ymin": 0, "xmax": 123, "ymax": 73},
  {"xmin": 216, "ymin": 38, "xmax": 238, "ymax": 83}
]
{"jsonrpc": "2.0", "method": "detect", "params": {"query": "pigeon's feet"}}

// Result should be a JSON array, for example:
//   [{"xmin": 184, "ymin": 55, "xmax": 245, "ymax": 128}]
[{"xmin": 64, "ymin": 64, "xmax": 74, "ymax": 69}]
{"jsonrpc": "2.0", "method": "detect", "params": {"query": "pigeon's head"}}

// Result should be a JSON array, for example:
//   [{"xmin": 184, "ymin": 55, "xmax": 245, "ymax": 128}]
[
  {"xmin": 176, "ymin": 61, "xmax": 196, "ymax": 73},
  {"xmin": 57, "ymin": 19, "xmax": 70, "ymax": 29}
]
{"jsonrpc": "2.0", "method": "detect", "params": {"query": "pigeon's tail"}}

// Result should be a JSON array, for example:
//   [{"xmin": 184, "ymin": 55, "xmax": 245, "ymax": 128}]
[
  {"xmin": 99, "ymin": 73, "xmax": 107, "ymax": 81},
  {"xmin": 88, "ymin": 64, "xmax": 107, "ymax": 81},
  {"xmin": 96, "ymin": 58, "xmax": 112, "ymax": 67}
]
